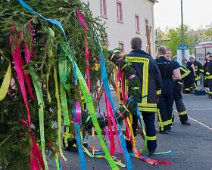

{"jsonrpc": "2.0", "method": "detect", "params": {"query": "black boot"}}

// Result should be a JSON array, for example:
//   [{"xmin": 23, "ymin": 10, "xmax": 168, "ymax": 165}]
[
  {"xmin": 182, "ymin": 120, "xmax": 191, "ymax": 125},
  {"xmin": 125, "ymin": 139, "xmax": 133, "ymax": 153}
]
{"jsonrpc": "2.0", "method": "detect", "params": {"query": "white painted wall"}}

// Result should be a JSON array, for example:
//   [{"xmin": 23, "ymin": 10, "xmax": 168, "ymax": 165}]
[{"xmin": 82, "ymin": 0, "xmax": 156, "ymax": 55}]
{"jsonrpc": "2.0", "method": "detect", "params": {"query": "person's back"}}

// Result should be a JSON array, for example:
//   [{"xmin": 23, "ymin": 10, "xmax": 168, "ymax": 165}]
[
  {"xmin": 166, "ymin": 50, "xmax": 190, "ymax": 126},
  {"xmin": 124, "ymin": 37, "xmax": 162, "ymax": 156},
  {"xmin": 155, "ymin": 46, "xmax": 178, "ymax": 133},
  {"xmin": 156, "ymin": 56, "xmax": 176, "ymax": 80},
  {"xmin": 125, "ymin": 49, "xmax": 162, "ymax": 106}
]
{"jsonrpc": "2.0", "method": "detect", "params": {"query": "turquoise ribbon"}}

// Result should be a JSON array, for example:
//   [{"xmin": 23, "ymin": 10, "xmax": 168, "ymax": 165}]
[
  {"xmin": 74, "ymin": 123, "xmax": 87, "ymax": 170},
  {"xmin": 58, "ymin": 157, "xmax": 63, "ymax": 170},
  {"xmin": 93, "ymin": 30, "xmax": 133, "ymax": 170}
]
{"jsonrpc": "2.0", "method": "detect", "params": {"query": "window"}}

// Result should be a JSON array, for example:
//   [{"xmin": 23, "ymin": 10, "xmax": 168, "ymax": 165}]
[
  {"xmin": 117, "ymin": 1, "xmax": 123, "ymax": 23},
  {"xmin": 118, "ymin": 41, "xmax": 124, "ymax": 52},
  {"xmin": 100, "ymin": 0, "xmax": 107, "ymax": 18},
  {"xmin": 135, "ymin": 15, "xmax": 140, "ymax": 33}
]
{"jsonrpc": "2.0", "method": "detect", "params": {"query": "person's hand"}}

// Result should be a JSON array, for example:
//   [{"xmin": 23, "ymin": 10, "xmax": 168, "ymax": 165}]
[
  {"xmin": 112, "ymin": 48, "xmax": 121, "ymax": 55},
  {"xmin": 108, "ymin": 48, "xmax": 121, "ymax": 61}
]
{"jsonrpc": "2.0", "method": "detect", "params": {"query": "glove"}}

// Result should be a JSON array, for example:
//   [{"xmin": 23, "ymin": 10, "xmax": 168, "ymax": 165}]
[
  {"xmin": 112, "ymin": 48, "xmax": 121, "ymax": 55},
  {"xmin": 108, "ymin": 48, "xmax": 121, "ymax": 61}
]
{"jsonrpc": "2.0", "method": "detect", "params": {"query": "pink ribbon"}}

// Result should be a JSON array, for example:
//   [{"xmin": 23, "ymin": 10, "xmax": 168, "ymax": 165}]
[
  {"xmin": 10, "ymin": 28, "xmax": 44, "ymax": 169},
  {"xmin": 104, "ymin": 91, "xmax": 123, "ymax": 156},
  {"xmin": 74, "ymin": 101, "xmax": 82, "ymax": 123},
  {"xmin": 19, "ymin": 119, "xmax": 45, "ymax": 170},
  {"xmin": 10, "ymin": 34, "xmax": 31, "ymax": 124},
  {"xmin": 128, "ymin": 74, "xmax": 136, "ymax": 80},
  {"xmin": 76, "ymin": 9, "xmax": 90, "ymax": 91},
  {"xmin": 76, "ymin": 9, "xmax": 88, "ymax": 30},
  {"xmin": 104, "ymin": 91, "xmax": 115, "ymax": 155}
]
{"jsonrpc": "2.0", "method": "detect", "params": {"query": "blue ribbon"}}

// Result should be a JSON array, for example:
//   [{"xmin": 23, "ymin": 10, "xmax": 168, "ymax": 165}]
[
  {"xmin": 70, "ymin": 100, "xmax": 86, "ymax": 170},
  {"xmin": 74, "ymin": 123, "xmax": 87, "ymax": 170},
  {"xmin": 154, "ymin": 151, "xmax": 176, "ymax": 155},
  {"xmin": 93, "ymin": 30, "xmax": 133, "ymax": 170},
  {"xmin": 18, "ymin": 0, "xmax": 77, "ymax": 85},
  {"xmin": 58, "ymin": 157, "xmax": 63, "ymax": 170}
]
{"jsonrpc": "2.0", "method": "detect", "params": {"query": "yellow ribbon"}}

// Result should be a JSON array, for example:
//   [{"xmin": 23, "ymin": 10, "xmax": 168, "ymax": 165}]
[{"xmin": 0, "ymin": 63, "xmax": 11, "ymax": 101}]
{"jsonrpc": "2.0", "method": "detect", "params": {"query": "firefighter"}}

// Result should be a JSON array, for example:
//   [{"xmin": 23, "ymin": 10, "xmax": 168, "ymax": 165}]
[
  {"xmin": 166, "ymin": 49, "xmax": 190, "ymax": 125},
  {"xmin": 205, "ymin": 53, "xmax": 212, "ymax": 99},
  {"xmin": 189, "ymin": 55, "xmax": 204, "ymax": 86},
  {"xmin": 123, "ymin": 37, "xmax": 162, "ymax": 156},
  {"xmin": 156, "ymin": 46, "xmax": 181, "ymax": 134},
  {"xmin": 182, "ymin": 58, "xmax": 196, "ymax": 93}
]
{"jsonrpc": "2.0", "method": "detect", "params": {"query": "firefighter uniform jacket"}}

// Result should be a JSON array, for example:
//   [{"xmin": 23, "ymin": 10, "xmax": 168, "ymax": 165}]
[
  {"xmin": 180, "ymin": 66, "xmax": 191, "ymax": 79},
  {"xmin": 193, "ymin": 60, "xmax": 204, "ymax": 81},
  {"xmin": 124, "ymin": 49, "xmax": 162, "ymax": 112},
  {"xmin": 205, "ymin": 60, "xmax": 212, "ymax": 80}
]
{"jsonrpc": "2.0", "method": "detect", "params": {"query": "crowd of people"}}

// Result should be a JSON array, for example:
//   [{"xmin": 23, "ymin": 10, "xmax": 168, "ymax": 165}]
[{"xmin": 112, "ymin": 37, "xmax": 212, "ymax": 156}]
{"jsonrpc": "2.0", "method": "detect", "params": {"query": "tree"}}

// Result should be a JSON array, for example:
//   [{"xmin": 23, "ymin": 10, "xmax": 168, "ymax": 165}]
[
  {"xmin": 0, "ymin": 0, "xmax": 109, "ymax": 169},
  {"xmin": 204, "ymin": 27, "xmax": 212, "ymax": 39},
  {"xmin": 156, "ymin": 26, "xmax": 198, "ymax": 56}
]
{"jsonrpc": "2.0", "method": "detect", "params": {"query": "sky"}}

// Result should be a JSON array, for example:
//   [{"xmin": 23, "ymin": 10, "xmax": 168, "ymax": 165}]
[{"xmin": 154, "ymin": 0, "xmax": 212, "ymax": 31}]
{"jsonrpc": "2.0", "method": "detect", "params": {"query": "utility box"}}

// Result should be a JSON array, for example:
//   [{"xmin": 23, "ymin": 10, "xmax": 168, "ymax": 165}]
[{"xmin": 177, "ymin": 49, "xmax": 190, "ymax": 66}]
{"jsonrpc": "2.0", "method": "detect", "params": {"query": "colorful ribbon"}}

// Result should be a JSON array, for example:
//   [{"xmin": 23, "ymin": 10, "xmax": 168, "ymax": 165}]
[
  {"xmin": 59, "ymin": 50, "xmax": 70, "ymax": 126},
  {"xmin": 18, "ymin": 0, "xmax": 77, "ymax": 85},
  {"xmin": 93, "ymin": 29, "xmax": 133, "ymax": 170},
  {"xmin": 104, "ymin": 91, "xmax": 116, "ymax": 156},
  {"xmin": 30, "ymin": 68, "xmax": 49, "ymax": 170},
  {"xmin": 0, "ymin": 63, "xmax": 11, "ymax": 101},
  {"xmin": 10, "ymin": 31, "xmax": 45, "ymax": 169},
  {"xmin": 19, "ymin": 119, "xmax": 45, "ymax": 170},
  {"xmin": 73, "ymin": 101, "xmax": 82, "ymax": 123},
  {"xmin": 72, "ymin": 101, "xmax": 86, "ymax": 170},
  {"xmin": 83, "ymin": 146, "xmax": 126, "ymax": 168},
  {"xmin": 76, "ymin": 9, "xmax": 90, "ymax": 92},
  {"xmin": 60, "ymin": 42, "xmax": 118, "ymax": 169},
  {"xmin": 54, "ymin": 65, "xmax": 66, "ymax": 161}
]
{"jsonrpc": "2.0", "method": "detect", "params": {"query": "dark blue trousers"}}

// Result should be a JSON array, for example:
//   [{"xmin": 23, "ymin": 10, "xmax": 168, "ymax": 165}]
[
  {"xmin": 132, "ymin": 112, "xmax": 157, "ymax": 153},
  {"xmin": 174, "ymin": 81, "xmax": 188, "ymax": 123},
  {"xmin": 157, "ymin": 80, "xmax": 174, "ymax": 131}
]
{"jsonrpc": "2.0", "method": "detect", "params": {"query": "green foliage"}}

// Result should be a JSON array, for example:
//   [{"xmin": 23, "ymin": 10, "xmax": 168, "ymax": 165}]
[
  {"xmin": 156, "ymin": 26, "xmax": 198, "ymax": 56},
  {"xmin": 0, "ymin": 0, "xmax": 108, "ymax": 169},
  {"xmin": 204, "ymin": 27, "xmax": 212, "ymax": 39}
]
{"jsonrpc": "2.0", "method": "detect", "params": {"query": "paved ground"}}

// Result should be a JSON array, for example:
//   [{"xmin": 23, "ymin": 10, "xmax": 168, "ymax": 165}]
[{"xmin": 49, "ymin": 92, "xmax": 212, "ymax": 170}]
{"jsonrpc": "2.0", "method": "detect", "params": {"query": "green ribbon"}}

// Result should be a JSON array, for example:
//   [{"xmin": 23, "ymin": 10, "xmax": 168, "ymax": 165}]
[
  {"xmin": 55, "ymin": 155, "xmax": 60, "ymax": 170},
  {"xmin": 54, "ymin": 65, "xmax": 66, "ymax": 161},
  {"xmin": 30, "ymin": 67, "xmax": 49, "ymax": 170},
  {"xmin": 59, "ymin": 55, "xmax": 70, "ymax": 126},
  {"xmin": 60, "ymin": 41, "xmax": 119, "ymax": 170}
]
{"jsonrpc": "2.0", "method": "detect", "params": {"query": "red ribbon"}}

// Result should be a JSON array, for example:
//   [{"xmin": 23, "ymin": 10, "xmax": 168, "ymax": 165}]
[
  {"xmin": 10, "ymin": 28, "xmax": 44, "ymax": 169},
  {"xmin": 19, "ymin": 119, "xmax": 45, "ymax": 170},
  {"xmin": 133, "ymin": 154, "xmax": 171, "ymax": 165}
]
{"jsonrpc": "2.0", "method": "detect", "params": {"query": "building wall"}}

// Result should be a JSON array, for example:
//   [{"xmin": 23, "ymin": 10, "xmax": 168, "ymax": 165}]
[{"xmin": 82, "ymin": 0, "xmax": 156, "ymax": 55}]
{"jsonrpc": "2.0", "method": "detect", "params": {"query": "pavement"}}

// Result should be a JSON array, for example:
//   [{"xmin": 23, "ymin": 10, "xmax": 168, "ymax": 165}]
[{"xmin": 49, "ymin": 92, "xmax": 212, "ymax": 170}]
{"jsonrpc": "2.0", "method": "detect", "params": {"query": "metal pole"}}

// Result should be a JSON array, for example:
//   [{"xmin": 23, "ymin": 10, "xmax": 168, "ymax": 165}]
[{"xmin": 181, "ymin": 0, "xmax": 185, "ymax": 60}]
